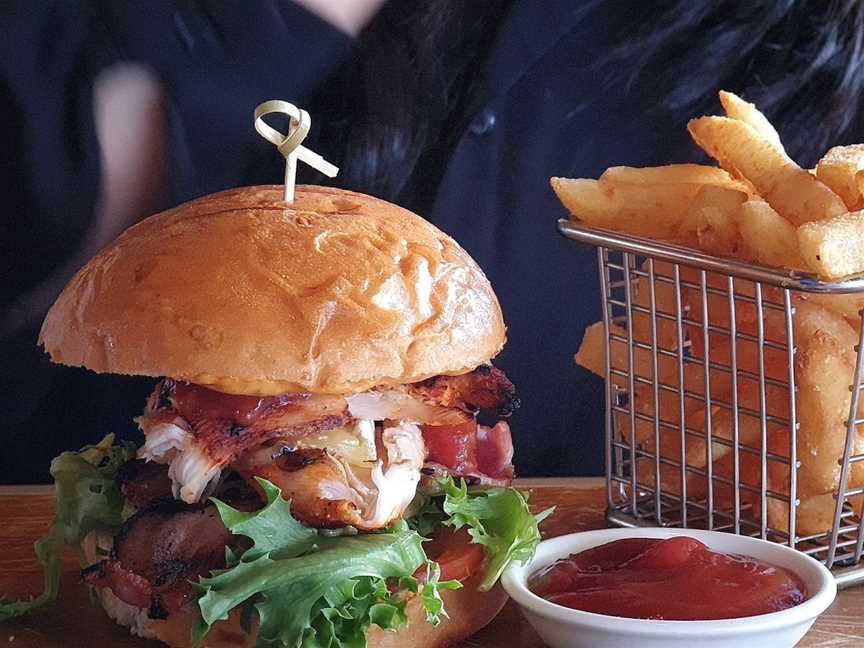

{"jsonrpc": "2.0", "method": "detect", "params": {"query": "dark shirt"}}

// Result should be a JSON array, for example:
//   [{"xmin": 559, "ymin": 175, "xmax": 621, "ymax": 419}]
[{"xmin": 0, "ymin": 0, "xmax": 686, "ymax": 481}]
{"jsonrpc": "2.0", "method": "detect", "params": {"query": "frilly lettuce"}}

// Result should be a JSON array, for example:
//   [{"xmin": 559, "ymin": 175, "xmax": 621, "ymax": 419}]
[
  {"xmin": 1, "ymin": 436, "xmax": 552, "ymax": 648},
  {"xmin": 0, "ymin": 434, "xmax": 135, "ymax": 621},
  {"xmin": 411, "ymin": 477, "xmax": 554, "ymax": 591},
  {"xmin": 193, "ymin": 478, "xmax": 459, "ymax": 648},
  {"xmin": 196, "ymin": 476, "xmax": 553, "ymax": 646}
]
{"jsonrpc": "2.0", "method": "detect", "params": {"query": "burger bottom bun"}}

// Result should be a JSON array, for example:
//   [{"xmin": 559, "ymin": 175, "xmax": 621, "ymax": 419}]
[
  {"xmin": 368, "ymin": 577, "xmax": 508, "ymax": 648},
  {"xmin": 84, "ymin": 532, "xmax": 509, "ymax": 647}
]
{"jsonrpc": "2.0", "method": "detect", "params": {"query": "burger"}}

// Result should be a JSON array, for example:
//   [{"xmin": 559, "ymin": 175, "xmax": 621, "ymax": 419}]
[{"xmin": 1, "ymin": 185, "xmax": 549, "ymax": 647}]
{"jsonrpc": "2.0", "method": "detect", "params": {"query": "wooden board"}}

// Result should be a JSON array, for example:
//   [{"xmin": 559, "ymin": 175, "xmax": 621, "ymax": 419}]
[{"xmin": 1, "ymin": 479, "xmax": 862, "ymax": 647}]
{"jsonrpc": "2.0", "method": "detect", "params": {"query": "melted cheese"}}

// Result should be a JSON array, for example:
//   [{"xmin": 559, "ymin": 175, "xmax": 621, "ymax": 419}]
[{"xmin": 297, "ymin": 419, "xmax": 377, "ymax": 466}]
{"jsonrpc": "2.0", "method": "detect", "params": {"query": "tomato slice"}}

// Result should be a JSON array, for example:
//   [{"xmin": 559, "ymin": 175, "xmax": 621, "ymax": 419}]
[
  {"xmin": 421, "ymin": 419, "xmax": 478, "ymax": 473},
  {"xmin": 419, "ymin": 528, "xmax": 485, "ymax": 583},
  {"xmin": 436, "ymin": 540, "xmax": 486, "ymax": 582}
]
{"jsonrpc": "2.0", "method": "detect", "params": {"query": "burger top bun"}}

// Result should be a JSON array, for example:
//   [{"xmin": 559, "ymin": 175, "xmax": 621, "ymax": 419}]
[{"xmin": 40, "ymin": 185, "xmax": 506, "ymax": 395}]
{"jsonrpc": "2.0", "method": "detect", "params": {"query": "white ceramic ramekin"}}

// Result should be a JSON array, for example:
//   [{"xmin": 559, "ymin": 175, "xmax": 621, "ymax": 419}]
[{"xmin": 501, "ymin": 527, "xmax": 836, "ymax": 648}]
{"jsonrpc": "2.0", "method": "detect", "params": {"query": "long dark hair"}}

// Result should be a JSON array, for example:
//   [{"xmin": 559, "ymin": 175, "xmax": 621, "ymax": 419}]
[
  {"xmin": 307, "ymin": 0, "xmax": 864, "ymax": 199},
  {"xmin": 603, "ymin": 0, "xmax": 864, "ymax": 165}
]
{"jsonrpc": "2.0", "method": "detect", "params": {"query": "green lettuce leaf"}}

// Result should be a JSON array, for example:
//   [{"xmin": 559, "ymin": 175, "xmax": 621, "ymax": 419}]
[
  {"xmin": 195, "ymin": 479, "xmax": 458, "ymax": 648},
  {"xmin": 413, "ymin": 477, "xmax": 554, "ymax": 591},
  {"xmin": 211, "ymin": 478, "xmax": 317, "ymax": 563},
  {"xmin": 404, "ymin": 494, "xmax": 445, "ymax": 538},
  {"xmin": 0, "ymin": 434, "xmax": 135, "ymax": 621},
  {"xmin": 416, "ymin": 561, "xmax": 461, "ymax": 626}
]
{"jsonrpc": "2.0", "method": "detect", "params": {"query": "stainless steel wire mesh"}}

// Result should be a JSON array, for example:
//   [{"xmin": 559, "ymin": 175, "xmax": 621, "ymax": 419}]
[{"xmin": 559, "ymin": 219, "xmax": 864, "ymax": 587}]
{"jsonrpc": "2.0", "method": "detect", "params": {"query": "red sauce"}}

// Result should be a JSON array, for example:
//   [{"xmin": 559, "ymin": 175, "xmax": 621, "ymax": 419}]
[
  {"xmin": 170, "ymin": 381, "xmax": 304, "ymax": 425},
  {"xmin": 529, "ymin": 537, "xmax": 807, "ymax": 620}
]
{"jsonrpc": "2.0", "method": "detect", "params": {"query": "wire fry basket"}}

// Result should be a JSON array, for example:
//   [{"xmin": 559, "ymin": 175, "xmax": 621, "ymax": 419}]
[{"xmin": 559, "ymin": 219, "xmax": 864, "ymax": 587}]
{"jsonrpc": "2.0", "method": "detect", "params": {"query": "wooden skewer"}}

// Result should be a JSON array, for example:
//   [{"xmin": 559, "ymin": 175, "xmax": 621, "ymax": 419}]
[{"xmin": 253, "ymin": 100, "xmax": 339, "ymax": 203}]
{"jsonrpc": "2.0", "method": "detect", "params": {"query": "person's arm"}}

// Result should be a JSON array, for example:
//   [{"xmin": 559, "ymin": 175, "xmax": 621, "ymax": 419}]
[{"xmin": 1, "ymin": 62, "xmax": 167, "ymax": 338}]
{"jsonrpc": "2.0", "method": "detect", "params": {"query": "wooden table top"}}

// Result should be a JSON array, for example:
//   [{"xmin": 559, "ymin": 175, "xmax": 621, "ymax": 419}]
[{"xmin": 1, "ymin": 478, "xmax": 861, "ymax": 647}]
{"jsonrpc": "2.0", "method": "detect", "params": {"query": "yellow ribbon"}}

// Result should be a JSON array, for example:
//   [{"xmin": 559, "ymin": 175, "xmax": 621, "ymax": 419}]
[{"xmin": 253, "ymin": 100, "xmax": 339, "ymax": 203}]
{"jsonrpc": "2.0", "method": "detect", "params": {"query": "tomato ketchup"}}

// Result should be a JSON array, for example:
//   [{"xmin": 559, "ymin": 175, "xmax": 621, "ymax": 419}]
[{"xmin": 529, "ymin": 536, "xmax": 807, "ymax": 620}]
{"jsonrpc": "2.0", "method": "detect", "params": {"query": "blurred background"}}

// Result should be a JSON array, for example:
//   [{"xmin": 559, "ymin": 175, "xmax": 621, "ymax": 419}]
[{"xmin": 3, "ymin": 0, "xmax": 864, "ymax": 482}]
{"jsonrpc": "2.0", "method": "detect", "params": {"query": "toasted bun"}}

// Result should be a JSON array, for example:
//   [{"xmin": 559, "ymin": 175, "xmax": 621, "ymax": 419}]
[
  {"xmin": 40, "ymin": 185, "xmax": 505, "ymax": 395},
  {"xmin": 84, "ymin": 533, "xmax": 508, "ymax": 648}
]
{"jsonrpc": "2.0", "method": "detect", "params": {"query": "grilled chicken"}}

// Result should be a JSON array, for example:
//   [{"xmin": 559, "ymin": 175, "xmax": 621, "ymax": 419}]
[
  {"xmin": 137, "ymin": 380, "xmax": 350, "ymax": 503},
  {"xmin": 237, "ymin": 421, "xmax": 426, "ymax": 530},
  {"xmin": 135, "ymin": 365, "xmax": 515, "ymax": 509}
]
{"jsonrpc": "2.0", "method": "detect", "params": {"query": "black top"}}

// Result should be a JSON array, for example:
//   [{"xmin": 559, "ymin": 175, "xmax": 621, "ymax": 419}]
[{"xmin": 1, "ymin": 0, "xmax": 691, "ymax": 481}]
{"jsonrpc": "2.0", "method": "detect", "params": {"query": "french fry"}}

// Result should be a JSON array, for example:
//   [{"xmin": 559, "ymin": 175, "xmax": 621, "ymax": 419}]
[
  {"xmin": 688, "ymin": 333, "xmax": 790, "ymax": 420},
  {"xmin": 710, "ymin": 439, "xmax": 764, "ymax": 517},
  {"xmin": 798, "ymin": 210, "xmax": 864, "ymax": 279},
  {"xmin": 577, "ymin": 322, "xmax": 728, "ymax": 465},
  {"xmin": 685, "ymin": 278, "xmax": 855, "ymax": 363},
  {"xmin": 574, "ymin": 321, "xmax": 606, "ymax": 377},
  {"xmin": 799, "ymin": 495, "xmax": 864, "ymax": 538},
  {"xmin": 790, "ymin": 330, "xmax": 854, "ymax": 497},
  {"xmin": 688, "ymin": 116, "xmax": 846, "ymax": 225},
  {"xmin": 691, "ymin": 184, "xmax": 748, "ymax": 256},
  {"xmin": 766, "ymin": 493, "xmax": 849, "ymax": 538},
  {"xmin": 800, "ymin": 292, "xmax": 864, "ymax": 326},
  {"xmin": 588, "ymin": 269, "xmax": 743, "ymax": 479},
  {"xmin": 682, "ymin": 274, "xmax": 786, "ymax": 371},
  {"xmin": 565, "ymin": 89, "xmax": 864, "ymax": 540},
  {"xmin": 629, "ymin": 404, "xmax": 725, "ymax": 501},
  {"xmin": 551, "ymin": 164, "xmax": 749, "ymax": 247},
  {"xmin": 719, "ymin": 90, "xmax": 785, "ymax": 154},
  {"xmin": 633, "ymin": 437, "xmax": 762, "ymax": 521},
  {"xmin": 630, "ymin": 260, "xmax": 688, "ymax": 350},
  {"xmin": 767, "ymin": 427, "xmax": 864, "ymax": 536},
  {"xmin": 816, "ymin": 144, "xmax": 864, "ymax": 210},
  {"xmin": 575, "ymin": 321, "xmax": 707, "ymax": 408},
  {"xmin": 736, "ymin": 200, "xmax": 805, "ymax": 268},
  {"xmin": 764, "ymin": 324, "xmax": 862, "ymax": 536},
  {"xmin": 550, "ymin": 177, "xmax": 698, "ymax": 241},
  {"xmin": 599, "ymin": 164, "xmax": 740, "ymax": 187},
  {"xmin": 594, "ymin": 320, "xmax": 740, "ymax": 479},
  {"xmin": 632, "ymin": 400, "xmax": 768, "ymax": 504},
  {"xmin": 796, "ymin": 299, "xmax": 859, "ymax": 348}
]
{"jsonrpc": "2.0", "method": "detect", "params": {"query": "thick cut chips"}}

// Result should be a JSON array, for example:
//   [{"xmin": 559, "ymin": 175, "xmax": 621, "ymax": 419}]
[
  {"xmin": 816, "ymin": 144, "xmax": 864, "ymax": 210},
  {"xmin": 688, "ymin": 116, "xmax": 846, "ymax": 226}
]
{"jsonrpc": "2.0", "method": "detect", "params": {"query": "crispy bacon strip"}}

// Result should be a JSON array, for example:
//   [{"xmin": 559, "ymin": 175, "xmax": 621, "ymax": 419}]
[
  {"xmin": 409, "ymin": 365, "xmax": 519, "ymax": 416},
  {"xmin": 419, "ymin": 421, "xmax": 514, "ymax": 487},
  {"xmin": 115, "ymin": 459, "xmax": 173, "ymax": 509},
  {"xmin": 476, "ymin": 421, "xmax": 515, "ymax": 479},
  {"xmin": 82, "ymin": 560, "xmax": 153, "ymax": 611},
  {"xmin": 84, "ymin": 499, "xmax": 232, "ymax": 617}
]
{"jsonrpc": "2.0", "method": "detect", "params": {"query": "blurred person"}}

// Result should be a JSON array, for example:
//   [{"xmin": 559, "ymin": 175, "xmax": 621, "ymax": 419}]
[{"xmin": 2, "ymin": 0, "xmax": 864, "ymax": 482}]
